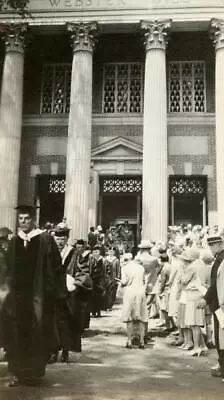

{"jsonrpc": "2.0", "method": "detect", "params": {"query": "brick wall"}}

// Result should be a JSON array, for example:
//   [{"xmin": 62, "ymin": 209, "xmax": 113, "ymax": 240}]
[{"xmin": 19, "ymin": 121, "xmax": 217, "ymax": 220}]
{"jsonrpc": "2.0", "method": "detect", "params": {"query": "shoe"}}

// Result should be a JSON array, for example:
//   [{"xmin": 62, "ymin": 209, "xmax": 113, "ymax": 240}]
[
  {"xmin": 211, "ymin": 368, "xmax": 222, "ymax": 378},
  {"xmin": 156, "ymin": 322, "xmax": 166, "ymax": 328},
  {"xmin": 166, "ymin": 327, "xmax": 177, "ymax": 333},
  {"xmin": 139, "ymin": 343, "xmax": 145, "ymax": 349},
  {"xmin": 48, "ymin": 353, "xmax": 58, "ymax": 364},
  {"xmin": 178, "ymin": 343, "xmax": 187, "ymax": 349},
  {"xmin": 190, "ymin": 348, "xmax": 207, "ymax": 357},
  {"xmin": 125, "ymin": 341, "xmax": 132, "ymax": 349},
  {"xmin": 210, "ymin": 363, "xmax": 220, "ymax": 371},
  {"xmin": 181, "ymin": 344, "xmax": 194, "ymax": 351},
  {"xmin": 60, "ymin": 350, "xmax": 69, "ymax": 363},
  {"xmin": 174, "ymin": 340, "xmax": 184, "ymax": 346},
  {"xmin": 207, "ymin": 341, "xmax": 215, "ymax": 349},
  {"xmin": 170, "ymin": 330, "xmax": 179, "ymax": 336},
  {"xmin": 8, "ymin": 377, "xmax": 20, "ymax": 387}
]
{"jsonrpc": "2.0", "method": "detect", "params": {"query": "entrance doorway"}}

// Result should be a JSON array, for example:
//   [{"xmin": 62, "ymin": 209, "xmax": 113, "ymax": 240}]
[
  {"xmin": 169, "ymin": 176, "xmax": 207, "ymax": 226},
  {"xmin": 37, "ymin": 175, "xmax": 65, "ymax": 227},
  {"xmin": 98, "ymin": 176, "xmax": 142, "ymax": 247}
]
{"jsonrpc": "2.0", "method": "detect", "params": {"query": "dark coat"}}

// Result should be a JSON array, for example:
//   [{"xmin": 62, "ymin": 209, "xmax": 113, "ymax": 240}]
[
  {"xmin": 204, "ymin": 250, "xmax": 224, "ymax": 313},
  {"xmin": 61, "ymin": 249, "xmax": 93, "ymax": 351},
  {"xmin": 1, "ymin": 231, "xmax": 65, "ymax": 381},
  {"xmin": 89, "ymin": 255, "xmax": 106, "ymax": 313}
]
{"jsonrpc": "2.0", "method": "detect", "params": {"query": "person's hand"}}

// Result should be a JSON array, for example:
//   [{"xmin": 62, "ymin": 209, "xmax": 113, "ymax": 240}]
[{"xmin": 197, "ymin": 298, "xmax": 206, "ymax": 309}]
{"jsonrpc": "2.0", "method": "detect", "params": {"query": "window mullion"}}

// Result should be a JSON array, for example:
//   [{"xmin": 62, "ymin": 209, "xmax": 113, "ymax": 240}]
[
  {"xmin": 51, "ymin": 65, "xmax": 56, "ymax": 114},
  {"xmin": 192, "ymin": 62, "xmax": 195, "ymax": 113},
  {"xmin": 115, "ymin": 64, "xmax": 118, "ymax": 113},
  {"xmin": 63, "ymin": 66, "xmax": 67, "ymax": 114},
  {"xmin": 180, "ymin": 63, "xmax": 183, "ymax": 112},
  {"xmin": 128, "ymin": 63, "xmax": 131, "ymax": 113}
]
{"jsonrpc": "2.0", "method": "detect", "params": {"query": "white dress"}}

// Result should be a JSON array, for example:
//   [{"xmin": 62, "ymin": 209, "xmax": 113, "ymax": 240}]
[
  {"xmin": 121, "ymin": 260, "xmax": 148, "ymax": 323},
  {"xmin": 168, "ymin": 257, "xmax": 183, "ymax": 318}
]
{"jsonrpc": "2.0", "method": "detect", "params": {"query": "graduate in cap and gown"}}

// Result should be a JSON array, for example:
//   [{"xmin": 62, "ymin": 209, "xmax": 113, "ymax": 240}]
[
  {"xmin": 49, "ymin": 227, "xmax": 75, "ymax": 363},
  {"xmin": 89, "ymin": 245, "xmax": 106, "ymax": 317},
  {"xmin": 1, "ymin": 205, "xmax": 66, "ymax": 386},
  {"xmin": 61, "ymin": 239, "xmax": 93, "ymax": 355}
]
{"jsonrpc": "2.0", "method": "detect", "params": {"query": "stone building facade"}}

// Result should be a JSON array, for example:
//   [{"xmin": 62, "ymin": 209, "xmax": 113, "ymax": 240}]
[{"xmin": 0, "ymin": 0, "xmax": 224, "ymax": 242}]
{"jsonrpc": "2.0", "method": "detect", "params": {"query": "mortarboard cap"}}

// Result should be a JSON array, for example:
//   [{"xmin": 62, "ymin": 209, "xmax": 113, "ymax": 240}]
[
  {"xmin": 76, "ymin": 239, "xmax": 85, "ymax": 245},
  {"xmin": 15, "ymin": 205, "xmax": 36, "ymax": 216},
  {"xmin": 54, "ymin": 227, "xmax": 70, "ymax": 237}
]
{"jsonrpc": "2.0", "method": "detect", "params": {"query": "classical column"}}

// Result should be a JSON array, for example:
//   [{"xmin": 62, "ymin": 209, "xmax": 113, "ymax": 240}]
[
  {"xmin": 0, "ymin": 23, "xmax": 27, "ymax": 231},
  {"xmin": 141, "ymin": 20, "xmax": 171, "ymax": 242},
  {"xmin": 64, "ymin": 22, "xmax": 97, "ymax": 240},
  {"xmin": 211, "ymin": 19, "xmax": 224, "ymax": 228}
]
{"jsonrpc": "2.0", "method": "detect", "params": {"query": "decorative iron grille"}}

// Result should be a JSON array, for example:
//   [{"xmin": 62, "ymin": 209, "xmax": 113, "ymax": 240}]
[
  {"xmin": 169, "ymin": 61, "xmax": 206, "ymax": 113},
  {"xmin": 170, "ymin": 177, "xmax": 206, "ymax": 196},
  {"xmin": 103, "ymin": 63, "xmax": 143, "ymax": 113},
  {"xmin": 101, "ymin": 177, "xmax": 142, "ymax": 193},
  {"xmin": 40, "ymin": 64, "xmax": 71, "ymax": 114},
  {"xmin": 49, "ymin": 179, "xmax": 66, "ymax": 193}
]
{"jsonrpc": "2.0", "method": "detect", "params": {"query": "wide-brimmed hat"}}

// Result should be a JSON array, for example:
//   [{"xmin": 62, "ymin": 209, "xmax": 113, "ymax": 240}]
[
  {"xmin": 178, "ymin": 247, "xmax": 200, "ymax": 262},
  {"xmin": 123, "ymin": 252, "xmax": 133, "ymax": 262},
  {"xmin": 172, "ymin": 245, "xmax": 183, "ymax": 256},
  {"xmin": 200, "ymin": 249, "xmax": 214, "ymax": 264},
  {"xmin": 138, "ymin": 240, "xmax": 153, "ymax": 249},
  {"xmin": 207, "ymin": 236, "xmax": 223, "ymax": 246}
]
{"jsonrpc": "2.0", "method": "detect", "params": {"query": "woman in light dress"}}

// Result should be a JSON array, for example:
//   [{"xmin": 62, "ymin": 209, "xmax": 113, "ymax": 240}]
[
  {"xmin": 167, "ymin": 245, "xmax": 184, "ymax": 345},
  {"xmin": 176, "ymin": 247, "xmax": 200, "ymax": 351},
  {"xmin": 121, "ymin": 255, "xmax": 148, "ymax": 349},
  {"xmin": 184, "ymin": 249, "xmax": 213, "ymax": 356}
]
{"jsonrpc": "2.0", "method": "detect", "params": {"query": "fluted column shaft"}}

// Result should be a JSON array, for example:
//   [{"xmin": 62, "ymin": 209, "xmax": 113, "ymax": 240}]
[
  {"xmin": 64, "ymin": 23, "xmax": 97, "ymax": 240},
  {"xmin": 0, "ymin": 24, "xmax": 27, "ymax": 231},
  {"xmin": 211, "ymin": 19, "xmax": 224, "ymax": 228},
  {"xmin": 141, "ymin": 20, "xmax": 171, "ymax": 242}
]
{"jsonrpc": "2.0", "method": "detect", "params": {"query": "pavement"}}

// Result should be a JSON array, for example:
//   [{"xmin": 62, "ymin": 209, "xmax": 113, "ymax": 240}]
[{"xmin": 0, "ymin": 302, "xmax": 223, "ymax": 400}]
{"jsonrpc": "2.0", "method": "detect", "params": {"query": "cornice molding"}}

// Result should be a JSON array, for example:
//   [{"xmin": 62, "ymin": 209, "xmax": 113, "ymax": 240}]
[{"xmin": 22, "ymin": 113, "xmax": 215, "ymax": 127}]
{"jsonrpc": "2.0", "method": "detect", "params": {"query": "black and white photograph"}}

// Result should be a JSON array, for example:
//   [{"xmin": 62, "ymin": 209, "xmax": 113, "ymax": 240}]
[{"xmin": 0, "ymin": 0, "xmax": 224, "ymax": 399}]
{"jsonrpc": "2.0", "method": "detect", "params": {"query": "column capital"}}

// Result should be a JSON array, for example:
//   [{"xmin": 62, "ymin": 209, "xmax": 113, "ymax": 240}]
[
  {"xmin": 0, "ymin": 23, "xmax": 28, "ymax": 54},
  {"xmin": 210, "ymin": 18, "xmax": 224, "ymax": 51},
  {"xmin": 66, "ymin": 22, "xmax": 98, "ymax": 53},
  {"xmin": 140, "ymin": 19, "xmax": 172, "ymax": 51}
]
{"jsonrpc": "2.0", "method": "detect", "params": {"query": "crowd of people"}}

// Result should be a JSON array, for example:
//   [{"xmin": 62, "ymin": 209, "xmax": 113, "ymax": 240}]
[{"xmin": 0, "ymin": 212, "xmax": 224, "ymax": 386}]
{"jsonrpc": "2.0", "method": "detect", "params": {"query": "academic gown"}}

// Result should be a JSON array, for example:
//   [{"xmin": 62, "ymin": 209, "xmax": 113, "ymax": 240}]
[
  {"xmin": 1, "ymin": 230, "xmax": 65, "ymax": 383},
  {"xmin": 62, "ymin": 249, "xmax": 93, "ymax": 352},
  {"xmin": 89, "ymin": 255, "xmax": 106, "ymax": 314}
]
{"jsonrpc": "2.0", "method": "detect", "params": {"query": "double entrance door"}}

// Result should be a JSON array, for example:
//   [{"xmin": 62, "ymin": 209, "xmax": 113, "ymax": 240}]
[
  {"xmin": 36, "ymin": 174, "xmax": 208, "ymax": 232},
  {"xmin": 169, "ymin": 176, "xmax": 207, "ymax": 226},
  {"xmin": 98, "ymin": 176, "xmax": 142, "ymax": 247}
]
